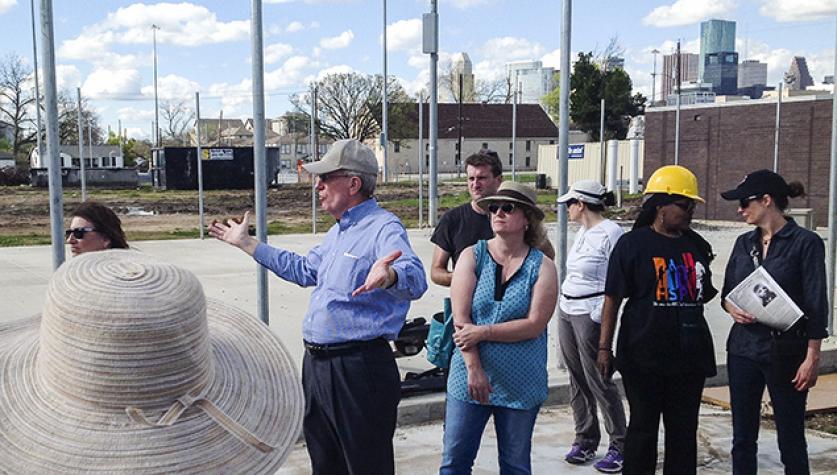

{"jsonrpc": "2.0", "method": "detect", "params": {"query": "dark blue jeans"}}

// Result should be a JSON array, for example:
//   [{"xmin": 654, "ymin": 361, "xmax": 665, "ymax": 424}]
[
  {"xmin": 728, "ymin": 353, "xmax": 809, "ymax": 475},
  {"xmin": 440, "ymin": 397, "xmax": 540, "ymax": 475}
]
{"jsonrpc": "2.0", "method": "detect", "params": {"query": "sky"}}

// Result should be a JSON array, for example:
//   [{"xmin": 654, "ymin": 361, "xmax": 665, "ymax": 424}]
[{"xmin": 1, "ymin": 0, "xmax": 837, "ymax": 140}]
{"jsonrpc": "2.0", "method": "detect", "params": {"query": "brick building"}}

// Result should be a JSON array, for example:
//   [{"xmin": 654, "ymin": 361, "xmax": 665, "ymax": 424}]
[{"xmin": 645, "ymin": 95, "xmax": 834, "ymax": 226}]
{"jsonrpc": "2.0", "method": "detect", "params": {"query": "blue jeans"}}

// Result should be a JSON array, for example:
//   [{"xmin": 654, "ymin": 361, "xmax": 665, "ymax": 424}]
[
  {"xmin": 440, "ymin": 397, "xmax": 540, "ymax": 475},
  {"xmin": 728, "ymin": 353, "xmax": 809, "ymax": 475}
]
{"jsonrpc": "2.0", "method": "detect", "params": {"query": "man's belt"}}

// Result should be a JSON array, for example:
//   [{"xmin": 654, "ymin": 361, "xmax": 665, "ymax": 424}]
[
  {"xmin": 303, "ymin": 338, "xmax": 385, "ymax": 357},
  {"xmin": 562, "ymin": 291, "xmax": 605, "ymax": 300}
]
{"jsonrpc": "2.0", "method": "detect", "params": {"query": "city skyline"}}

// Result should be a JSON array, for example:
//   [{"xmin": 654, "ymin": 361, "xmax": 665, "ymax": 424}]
[{"xmin": 1, "ymin": 0, "xmax": 836, "ymax": 140}]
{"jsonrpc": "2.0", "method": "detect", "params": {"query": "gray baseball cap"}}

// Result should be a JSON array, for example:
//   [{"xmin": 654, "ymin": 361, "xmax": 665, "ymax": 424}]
[{"xmin": 303, "ymin": 139, "xmax": 379, "ymax": 175}]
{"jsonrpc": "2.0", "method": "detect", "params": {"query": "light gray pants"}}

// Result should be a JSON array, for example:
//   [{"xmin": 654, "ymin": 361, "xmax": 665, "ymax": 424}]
[{"xmin": 558, "ymin": 309, "xmax": 627, "ymax": 451}]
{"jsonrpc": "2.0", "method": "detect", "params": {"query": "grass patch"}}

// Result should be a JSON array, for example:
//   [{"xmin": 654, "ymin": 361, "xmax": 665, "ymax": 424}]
[{"xmin": 0, "ymin": 234, "xmax": 53, "ymax": 247}]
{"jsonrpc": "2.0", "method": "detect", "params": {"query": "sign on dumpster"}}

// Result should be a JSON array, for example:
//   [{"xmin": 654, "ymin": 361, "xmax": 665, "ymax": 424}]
[{"xmin": 202, "ymin": 148, "xmax": 234, "ymax": 161}]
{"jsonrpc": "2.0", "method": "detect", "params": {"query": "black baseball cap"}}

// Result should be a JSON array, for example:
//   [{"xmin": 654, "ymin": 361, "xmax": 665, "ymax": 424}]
[{"xmin": 720, "ymin": 169, "xmax": 791, "ymax": 201}]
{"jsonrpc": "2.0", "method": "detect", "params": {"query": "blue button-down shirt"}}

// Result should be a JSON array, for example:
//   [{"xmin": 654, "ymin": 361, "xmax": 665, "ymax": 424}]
[{"xmin": 253, "ymin": 198, "xmax": 428, "ymax": 344}]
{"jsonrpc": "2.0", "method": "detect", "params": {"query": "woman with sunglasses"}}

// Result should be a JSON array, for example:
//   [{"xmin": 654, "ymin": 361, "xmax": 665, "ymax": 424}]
[
  {"xmin": 597, "ymin": 165, "xmax": 718, "ymax": 475},
  {"xmin": 720, "ymin": 170, "xmax": 826, "ymax": 474},
  {"xmin": 440, "ymin": 181, "xmax": 557, "ymax": 475},
  {"xmin": 556, "ymin": 180, "xmax": 626, "ymax": 473},
  {"xmin": 66, "ymin": 201, "xmax": 129, "ymax": 256}
]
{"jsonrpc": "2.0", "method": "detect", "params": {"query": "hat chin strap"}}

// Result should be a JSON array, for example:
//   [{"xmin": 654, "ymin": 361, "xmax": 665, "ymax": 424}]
[{"xmin": 125, "ymin": 387, "xmax": 276, "ymax": 454}]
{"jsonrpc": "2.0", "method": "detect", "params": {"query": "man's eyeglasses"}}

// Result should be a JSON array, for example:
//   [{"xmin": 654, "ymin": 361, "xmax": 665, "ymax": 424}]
[
  {"xmin": 487, "ymin": 202, "xmax": 517, "ymax": 215},
  {"xmin": 318, "ymin": 171, "xmax": 352, "ymax": 183},
  {"xmin": 672, "ymin": 200, "xmax": 696, "ymax": 213},
  {"xmin": 739, "ymin": 194, "xmax": 763, "ymax": 209},
  {"xmin": 65, "ymin": 227, "xmax": 96, "ymax": 239}
]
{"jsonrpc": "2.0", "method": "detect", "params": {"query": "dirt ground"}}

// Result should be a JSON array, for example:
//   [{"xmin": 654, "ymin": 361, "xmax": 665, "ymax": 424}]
[{"xmin": 0, "ymin": 182, "xmax": 475, "ymax": 241}]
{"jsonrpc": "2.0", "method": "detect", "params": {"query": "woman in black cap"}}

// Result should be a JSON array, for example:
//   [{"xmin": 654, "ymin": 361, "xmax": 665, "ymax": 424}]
[
  {"xmin": 597, "ymin": 165, "xmax": 717, "ymax": 475},
  {"xmin": 720, "ymin": 170, "xmax": 827, "ymax": 474}
]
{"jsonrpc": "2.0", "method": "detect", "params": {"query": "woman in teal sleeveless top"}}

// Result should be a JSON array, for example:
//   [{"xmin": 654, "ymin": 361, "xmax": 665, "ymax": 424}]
[{"xmin": 439, "ymin": 182, "xmax": 558, "ymax": 475}]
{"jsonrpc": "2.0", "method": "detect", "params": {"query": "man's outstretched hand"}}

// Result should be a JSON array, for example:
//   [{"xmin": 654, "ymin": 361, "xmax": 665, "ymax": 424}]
[
  {"xmin": 208, "ymin": 211, "xmax": 259, "ymax": 255},
  {"xmin": 352, "ymin": 250, "xmax": 402, "ymax": 297}
]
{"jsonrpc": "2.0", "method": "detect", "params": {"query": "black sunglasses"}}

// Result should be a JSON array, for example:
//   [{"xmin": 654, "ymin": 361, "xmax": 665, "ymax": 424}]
[
  {"xmin": 487, "ymin": 202, "xmax": 517, "ymax": 215},
  {"xmin": 319, "ymin": 171, "xmax": 353, "ymax": 182},
  {"xmin": 65, "ymin": 227, "xmax": 96, "ymax": 239},
  {"xmin": 739, "ymin": 194, "xmax": 763, "ymax": 209},
  {"xmin": 672, "ymin": 200, "xmax": 696, "ymax": 212}
]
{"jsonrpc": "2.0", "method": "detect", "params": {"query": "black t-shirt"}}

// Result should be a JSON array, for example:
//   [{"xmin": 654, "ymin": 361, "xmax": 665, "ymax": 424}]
[
  {"xmin": 430, "ymin": 202, "xmax": 494, "ymax": 266},
  {"xmin": 605, "ymin": 226, "xmax": 718, "ymax": 376}
]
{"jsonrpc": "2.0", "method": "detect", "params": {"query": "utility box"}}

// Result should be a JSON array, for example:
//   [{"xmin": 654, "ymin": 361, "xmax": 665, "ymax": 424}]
[
  {"xmin": 787, "ymin": 208, "xmax": 815, "ymax": 230},
  {"xmin": 152, "ymin": 147, "xmax": 281, "ymax": 190}
]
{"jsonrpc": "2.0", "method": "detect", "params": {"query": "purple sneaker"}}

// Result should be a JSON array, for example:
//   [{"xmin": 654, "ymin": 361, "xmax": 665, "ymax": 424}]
[
  {"xmin": 593, "ymin": 446, "xmax": 624, "ymax": 473},
  {"xmin": 565, "ymin": 443, "xmax": 596, "ymax": 464}
]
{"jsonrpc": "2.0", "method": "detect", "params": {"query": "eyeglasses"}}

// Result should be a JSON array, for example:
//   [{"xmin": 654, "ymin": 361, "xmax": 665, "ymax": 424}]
[
  {"xmin": 739, "ymin": 194, "xmax": 763, "ymax": 209},
  {"xmin": 487, "ymin": 202, "xmax": 517, "ymax": 214},
  {"xmin": 672, "ymin": 200, "xmax": 696, "ymax": 213},
  {"xmin": 65, "ymin": 227, "xmax": 96, "ymax": 239},
  {"xmin": 318, "ymin": 171, "xmax": 353, "ymax": 183}
]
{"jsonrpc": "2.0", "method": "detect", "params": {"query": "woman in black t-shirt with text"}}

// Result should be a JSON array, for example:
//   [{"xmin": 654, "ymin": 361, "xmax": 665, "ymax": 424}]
[{"xmin": 597, "ymin": 165, "xmax": 717, "ymax": 475}]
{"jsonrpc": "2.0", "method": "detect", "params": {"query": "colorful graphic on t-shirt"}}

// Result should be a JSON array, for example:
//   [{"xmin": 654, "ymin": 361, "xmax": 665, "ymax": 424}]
[{"xmin": 652, "ymin": 252, "xmax": 705, "ymax": 306}]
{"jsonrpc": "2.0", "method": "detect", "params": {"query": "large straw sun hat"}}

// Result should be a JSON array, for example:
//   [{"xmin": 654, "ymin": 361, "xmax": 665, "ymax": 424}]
[{"xmin": 0, "ymin": 250, "xmax": 304, "ymax": 474}]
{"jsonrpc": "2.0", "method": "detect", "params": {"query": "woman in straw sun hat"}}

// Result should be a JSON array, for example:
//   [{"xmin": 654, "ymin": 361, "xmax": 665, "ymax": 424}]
[
  {"xmin": 0, "ymin": 250, "xmax": 304, "ymax": 474},
  {"xmin": 440, "ymin": 181, "xmax": 558, "ymax": 474}
]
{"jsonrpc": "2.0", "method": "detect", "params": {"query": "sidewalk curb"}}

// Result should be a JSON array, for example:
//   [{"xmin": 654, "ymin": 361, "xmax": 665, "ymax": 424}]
[{"xmin": 396, "ymin": 347, "xmax": 837, "ymax": 427}]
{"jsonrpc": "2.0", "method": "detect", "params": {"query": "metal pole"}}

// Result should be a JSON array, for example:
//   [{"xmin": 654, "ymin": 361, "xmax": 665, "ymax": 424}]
[
  {"xmin": 30, "ymin": 0, "xmax": 44, "ymax": 162},
  {"xmin": 310, "ymin": 84, "xmax": 318, "ymax": 234},
  {"xmin": 118, "ymin": 119, "xmax": 123, "ymax": 164},
  {"xmin": 418, "ymin": 94, "xmax": 424, "ymax": 228},
  {"xmin": 512, "ymin": 82, "xmax": 518, "ymax": 180},
  {"xmin": 76, "ymin": 87, "xmax": 84, "ymax": 197},
  {"xmin": 428, "ymin": 0, "xmax": 439, "ymax": 226},
  {"xmin": 607, "ymin": 139, "xmax": 618, "ymax": 191},
  {"xmin": 827, "ymin": 15, "xmax": 837, "ymax": 335},
  {"xmin": 41, "ymin": 0, "xmax": 64, "ymax": 269},
  {"xmin": 555, "ymin": 0, "xmax": 572, "ymax": 368},
  {"xmin": 84, "ymin": 120, "xmax": 91, "ymax": 201},
  {"xmin": 599, "ymin": 98, "xmax": 605, "ymax": 183},
  {"xmin": 195, "ymin": 92, "xmax": 205, "ymax": 239},
  {"xmin": 773, "ymin": 82, "xmax": 783, "ymax": 172},
  {"xmin": 381, "ymin": 0, "xmax": 389, "ymax": 183},
  {"xmin": 650, "ymin": 49, "xmax": 659, "ymax": 107},
  {"xmin": 629, "ymin": 137, "xmax": 640, "ymax": 194},
  {"xmin": 152, "ymin": 24, "xmax": 160, "ymax": 148},
  {"xmin": 675, "ymin": 40, "xmax": 681, "ymax": 165},
  {"xmin": 250, "ymin": 0, "xmax": 269, "ymax": 325},
  {"xmin": 457, "ymin": 74, "xmax": 463, "ymax": 178}
]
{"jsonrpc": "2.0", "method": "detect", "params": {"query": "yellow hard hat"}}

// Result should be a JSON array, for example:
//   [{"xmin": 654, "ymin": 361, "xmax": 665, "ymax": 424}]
[{"xmin": 643, "ymin": 165, "xmax": 704, "ymax": 203}]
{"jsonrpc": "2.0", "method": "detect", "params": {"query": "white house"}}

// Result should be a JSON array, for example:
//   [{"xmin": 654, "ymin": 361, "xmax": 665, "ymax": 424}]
[{"xmin": 30, "ymin": 145, "xmax": 124, "ymax": 169}]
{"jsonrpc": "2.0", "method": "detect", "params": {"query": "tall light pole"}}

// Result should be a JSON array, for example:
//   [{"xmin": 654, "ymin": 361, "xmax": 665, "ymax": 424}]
[
  {"xmin": 250, "ymin": 0, "xmax": 269, "ymax": 325},
  {"xmin": 41, "ymin": 0, "xmax": 65, "ymax": 269},
  {"xmin": 424, "ymin": 0, "xmax": 439, "ymax": 226},
  {"xmin": 381, "ymin": 0, "xmax": 389, "ymax": 182},
  {"xmin": 30, "ymin": 0, "xmax": 44, "ymax": 162},
  {"xmin": 650, "ymin": 48, "xmax": 659, "ymax": 106},
  {"xmin": 152, "ymin": 24, "xmax": 160, "ymax": 148}
]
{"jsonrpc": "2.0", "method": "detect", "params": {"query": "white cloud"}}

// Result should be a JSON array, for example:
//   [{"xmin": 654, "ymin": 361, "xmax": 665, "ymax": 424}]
[
  {"xmin": 0, "ymin": 0, "xmax": 17, "ymax": 15},
  {"xmin": 265, "ymin": 43, "xmax": 294, "ymax": 64},
  {"xmin": 643, "ymin": 0, "xmax": 737, "ymax": 28},
  {"xmin": 265, "ymin": 55, "xmax": 317, "ymax": 90},
  {"xmin": 541, "ymin": 49, "xmax": 561, "ymax": 69},
  {"xmin": 265, "ymin": 0, "xmax": 297, "ymax": 3},
  {"xmin": 208, "ymin": 79, "xmax": 252, "ymax": 116},
  {"xmin": 758, "ymin": 0, "xmax": 837, "ymax": 22},
  {"xmin": 56, "ymin": 65, "xmax": 82, "ymax": 90},
  {"xmin": 475, "ymin": 37, "xmax": 545, "ymax": 81},
  {"xmin": 123, "ymin": 127, "xmax": 149, "ymax": 140},
  {"xmin": 319, "ymin": 30, "xmax": 354, "ymax": 49},
  {"xmin": 82, "ymin": 68, "xmax": 142, "ymax": 97},
  {"xmin": 286, "ymin": 21, "xmax": 305, "ymax": 33},
  {"xmin": 118, "ymin": 106, "xmax": 155, "ymax": 122},
  {"xmin": 447, "ymin": 0, "xmax": 491, "ymax": 9},
  {"xmin": 140, "ymin": 74, "xmax": 200, "ymax": 101},
  {"xmin": 387, "ymin": 19, "xmax": 422, "ymax": 52}
]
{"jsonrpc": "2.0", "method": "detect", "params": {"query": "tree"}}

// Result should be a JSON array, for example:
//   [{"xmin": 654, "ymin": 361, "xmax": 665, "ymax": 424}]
[
  {"xmin": 106, "ymin": 131, "xmax": 150, "ymax": 169},
  {"xmin": 439, "ymin": 59, "xmax": 512, "ymax": 104},
  {"xmin": 0, "ymin": 54, "xmax": 36, "ymax": 162},
  {"xmin": 57, "ymin": 89, "xmax": 103, "ymax": 145},
  {"xmin": 160, "ymin": 100, "xmax": 195, "ymax": 145},
  {"xmin": 568, "ymin": 52, "xmax": 645, "ymax": 141},
  {"xmin": 292, "ymin": 72, "xmax": 414, "ymax": 142}
]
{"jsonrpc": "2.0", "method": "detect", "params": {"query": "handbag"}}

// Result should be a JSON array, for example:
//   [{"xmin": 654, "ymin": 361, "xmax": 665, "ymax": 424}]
[
  {"xmin": 425, "ymin": 297, "xmax": 454, "ymax": 368},
  {"xmin": 425, "ymin": 241, "xmax": 488, "ymax": 368}
]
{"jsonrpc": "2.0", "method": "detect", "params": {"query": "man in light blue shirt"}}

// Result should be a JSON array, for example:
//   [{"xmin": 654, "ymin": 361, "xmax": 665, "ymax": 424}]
[{"xmin": 209, "ymin": 139, "xmax": 427, "ymax": 475}]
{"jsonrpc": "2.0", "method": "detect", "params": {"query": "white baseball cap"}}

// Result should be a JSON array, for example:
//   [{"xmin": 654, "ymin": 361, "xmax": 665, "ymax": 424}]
[{"xmin": 557, "ymin": 179, "xmax": 608, "ymax": 204}]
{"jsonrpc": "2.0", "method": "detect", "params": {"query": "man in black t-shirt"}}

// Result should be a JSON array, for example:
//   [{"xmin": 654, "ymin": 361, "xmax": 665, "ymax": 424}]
[{"xmin": 429, "ymin": 150, "xmax": 502, "ymax": 286}]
